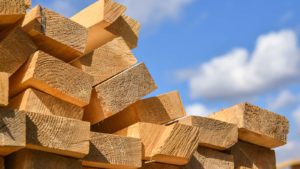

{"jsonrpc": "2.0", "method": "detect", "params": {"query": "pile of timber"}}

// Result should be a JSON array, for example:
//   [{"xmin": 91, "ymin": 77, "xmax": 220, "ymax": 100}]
[{"xmin": 0, "ymin": 0, "xmax": 290, "ymax": 169}]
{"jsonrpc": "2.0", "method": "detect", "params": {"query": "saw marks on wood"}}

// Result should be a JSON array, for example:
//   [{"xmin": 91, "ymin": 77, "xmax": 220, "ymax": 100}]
[
  {"xmin": 209, "ymin": 103, "xmax": 289, "ymax": 148},
  {"xmin": 9, "ymin": 88, "xmax": 84, "ymax": 120},
  {"xmin": 178, "ymin": 116, "xmax": 238, "ymax": 150},
  {"xmin": 92, "ymin": 91, "xmax": 186, "ymax": 133},
  {"xmin": 82, "ymin": 132, "xmax": 142, "ymax": 169},
  {"xmin": 84, "ymin": 63, "xmax": 157, "ymax": 124},
  {"xmin": 22, "ymin": 5, "xmax": 88, "ymax": 62},
  {"xmin": 0, "ymin": 0, "xmax": 30, "ymax": 25},
  {"xmin": 9, "ymin": 50, "xmax": 94, "ymax": 107}
]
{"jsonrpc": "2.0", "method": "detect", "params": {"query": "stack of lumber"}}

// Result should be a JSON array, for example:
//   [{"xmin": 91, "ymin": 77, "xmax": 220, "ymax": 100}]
[{"xmin": 0, "ymin": 0, "xmax": 290, "ymax": 169}]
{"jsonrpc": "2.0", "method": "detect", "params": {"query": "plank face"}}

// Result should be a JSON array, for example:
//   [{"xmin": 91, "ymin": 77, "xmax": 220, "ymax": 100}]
[
  {"xmin": 0, "ymin": 0, "xmax": 30, "ymax": 25},
  {"xmin": 0, "ymin": 108, "xmax": 26, "ymax": 156},
  {"xmin": 6, "ymin": 149, "xmax": 83, "ymax": 169},
  {"xmin": 22, "ymin": 5, "xmax": 88, "ymax": 62},
  {"xmin": 231, "ymin": 141, "xmax": 276, "ymax": 169},
  {"xmin": 141, "ymin": 162, "xmax": 180, "ymax": 169},
  {"xmin": 26, "ymin": 112, "xmax": 90, "ymax": 158},
  {"xmin": 85, "ymin": 63, "xmax": 157, "ymax": 123},
  {"xmin": 178, "ymin": 116, "xmax": 238, "ymax": 150},
  {"xmin": 10, "ymin": 50, "xmax": 94, "ymax": 107},
  {"xmin": 74, "ymin": 37, "xmax": 137, "ymax": 86},
  {"xmin": 0, "ymin": 72, "xmax": 9, "ymax": 106},
  {"xmin": 9, "ymin": 88, "xmax": 84, "ymax": 120},
  {"xmin": 209, "ymin": 103, "xmax": 289, "ymax": 148},
  {"xmin": 0, "ymin": 27, "xmax": 37, "ymax": 76},
  {"xmin": 82, "ymin": 132, "xmax": 142, "ymax": 169}
]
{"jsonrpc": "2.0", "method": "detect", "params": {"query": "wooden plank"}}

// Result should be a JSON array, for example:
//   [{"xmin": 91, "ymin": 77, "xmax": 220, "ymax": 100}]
[
  {"xmin": 231, "ymin": 141, "xmax": 276, "ymax": 169},
  {"xmin": 25, "ymin": 112, "xmax": 90, "ymax": 158},
  {"xmin": 6, "ymin": 149, "xmax": 82, "ymax": 169},
  {"xmin": 0, "ymin": 72, "xmax": 9, "ymax": 106},
  {"xmin": 9, "ymin": 88, "xmax": 84, "ymax": 120},
  {"xmin": 141, "ymin": 162, "xmax": 180, "ymax": 169},
  {"xmin": 22, "ymin": 5, "xmax": 88, "ymax": 62},
  {"xmin": 0, "ymin": 108, "xmax": 26, "ymax": 156},
  {"xmin": 209, "ymin": 102, "xmax": 289, "ymax": 148},
  {"xmin": 71, "ymin": 0, "xmax": 126, "ymax": 54},
  {"xmin": 178, "ymin": 116, "xmax": 238, "ymax": 150},
  {"xmin": 71, "ymin": 37, "xmax": 137, "ymax": 86},
  {"xmin": 0, "ymin": 27, "xmax": 37, "ymax": 76},
  {"xmin": 0, "ymin": 157, "xmax": 3, "ymax": 169},
  {"xmin": 84, "ymin": 63, "xmax": 157, "ymax": 124},
  {"xmin": 278, "ymin": 160, "xmax": 300, "ymax": 169},
  {"xmin": 183, "ymin": 146, "xmax": 234, "ymax": 169},
  {"xmin": 92, "ymin": 91, "xmax": 186, "ymax": 133},
  {"xmin": 82, "ymin": 132, "xmax": 142, "ymax": 169},
  {"xmin": 0, "ymin": 0, "xmax": 30, "ymax": 25},
  {"xmin": 9, "ymin": 50, "xmax": 94, "ymax": 107},
  {"xmin": 116, "ymin": 122, "xmax": 200, "ymax": 165}
]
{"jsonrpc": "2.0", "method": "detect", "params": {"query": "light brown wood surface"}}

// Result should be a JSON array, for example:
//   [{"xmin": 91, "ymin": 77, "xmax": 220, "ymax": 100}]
[
  {"xmin": 82, "ymin": 132, "xmax": 142, "ymax": 169},
  {"xmin": 26, "ymin": 112, "xmax": 90, "ymax": 158},
  {"xmin": 22, "ymin": 5, "xmax": 88, "ymax": 62},
  {"xmin": 116, "ymin": 122, "xmax": 200, "ymax": 165},
  {"xmin": 71, "ymin": 0, "xmax": 126, "ymax": 54},
  {"xmin": 231, "ymin": 141, "xmax": 276, "ymax": 169},
  {"xmin": 92, "ymin": 91, "xmax": 186, "ymax": 133},
  {"xmin": 0, "ymin": 108, "xmax": 26, "ymax": 156},
  {"xmin": 9, "ymin": 50, "xmax": 94, "ymax": 107},
  {"xmin": 84, "ymin": 63, "xmax": 157, "ymax": 124},
  {"xmin": 72, "ymin": 37, "xmax": 137, "ymax": 86},
  {"xmin": 6, "ymin": 149, "xmax": 83, "ymax": 169},
  {"xmin": 178, "ymin": 116, "xmax": 238, "ymax": 150},
  {"xmin": 0, "ymin": 0, "xmax": 30, "ymax": 25},
  {"xmin": 209, "ymin": 102, "xmax": 289, "ymax": 148},
  {"xmin": 141, "ymin": 162, "xmax": 180, "ymax": 169},
  {"xmin": 0, "ymin": 27, "xmax": 37, "ymax": 76},
  {"xmin": 0, "ymin": 72, "xmax": 9, "ymax": 106},
  {"xmin": 9, "ymin": 88, "xmax": 84, "ymax": 120}
]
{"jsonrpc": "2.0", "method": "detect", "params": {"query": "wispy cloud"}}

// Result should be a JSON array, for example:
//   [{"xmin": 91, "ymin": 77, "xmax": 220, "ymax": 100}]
[
  {"xmin": 276, "ymin": 140, "xmax": 300, "ymax": 163},
  {"xmin": 186, "ymin": 103, "xmax": 214, "ymax": 117},
  {"xmin": 176, "ymin": 29, "xmax": 300, "ymax": 100},
  {"xmin": 268, "ymin": 90, "xmax": 298, "ymax": 111},
  {"xmin": 279, "ymin": 11, "xmax": 294, "ymax": 24}
]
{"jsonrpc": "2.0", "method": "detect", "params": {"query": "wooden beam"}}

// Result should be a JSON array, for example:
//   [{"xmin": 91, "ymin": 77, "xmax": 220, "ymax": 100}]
[
  {"xmin": 9, "ymin": 50, "xmax": 94, "ymax": 107},
  {"xmin": 183, "ymin": 146, "xmax": 234, "ymax": 169},
  {"xmin": 22, "ymin": 5, "xmax": 88, "ymax": 62},
  {"xmin": 231, "ymin": 141, "xmax": 276, "ymax": 169},
  {"xmin": 6, "ymin": 149, "xmax": 83, "ymax": 169},
  {"xmin": 9, "ymin": 88, "xmax": 84, "ymax": 120},
  {"xmin": 141, "ymin": 162, "xmax": 180, "ymax": 169},
  {"xmin": 278, "ymin": 160, "xmax": 300, "ymax": 169},
  {"xmin": 82, "ymin": 132, "xmax": 142, "ymax": 169},
  {"xmin": 26, "ymin": 112, "xmax": 90, "ymax": 158},
  {"xmin": 71, "ymin": 0, "xmax": 126, "ymax": 54},
  {"xmin": 0, "ymin": 72, "xmax": 9, "ymax": 106},
  {"xmin": 0, "ymin": 108, "xmax": 26, "ymax": 156},
  {"xmin": 178, "ymin": 116, "xmax": 238, "ymax": 150},
  {"xmin": 209, "ymin": 102, "xmax": 289, "ymax": 148},
  {"xmin": 0, "ymin": 27, "xmax": 37, "ymax": 76},
  {"xmin": 84, "ymin": 63, "xmax": 157, "ymax": 124},
  {"xmin": 92, "ymin": 91, "xmax": 186, "ymax": 133},
  {"xmin": 116, "ymin": 122, "xmax": 200, "ymax": 165},
  {"xmin": 0, "ymin": 157, "xmax": 3, "ymax": 169},
  {"xmin": 71, "ymin": 37, "xmax": 137, "ymax": 86},
  {"xmin": 0, "ymin": 0, "xmax": 30, "ymax": 26}
]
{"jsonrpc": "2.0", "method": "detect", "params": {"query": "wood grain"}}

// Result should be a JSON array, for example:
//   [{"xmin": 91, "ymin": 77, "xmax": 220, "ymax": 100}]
[
  {"xmin": 82, "ymin": 132, "xmax": 142, "ymax": 169},
  {"xmin": 0, "ymin": 72, "xmax": 9, "ymax": 106},
  {"xmin": 231, "ymin": 141, "xmax": 276, "ymax": 169},
  {"xmin": 84, "ymin": 63, "xmax": 157, "ymax": 124},
  {"xmin": 0, "ymin": 27, "xmax": 37, "ymax": 76},
  {"xmin": 178, "ymin": 116, "xmax": 238, "ymax": 150},
  {"xmin": 209, "ymin": 103, "xmax": 289, "ymax": 148},
  {"xmin": 6, "ymin": 149, "xmax": 83, "ymax": 169},
  {"xmin": 92, "ymin": 91, "xmax": 186, "ymax": 133},
  {"xmin": 0, "ymin": 108, "xmax": 26, "ymax": 156},
  {"xmin": 26, "ymin": 112, "xmax": 90, "ymax": 158},
  {"xmin": 9, "ymin": 50, "xmax": 94, "ymax": 107},
  {"xmin": 116, "ymin": 122, "xmax": 200, "ymax": 165},
  {"xmin": 22, "ymin": 5, "xmax": 88, "ymax": 62},
  {"xmin": 9, "ymin": 88, "xmax": 84, "ymax": 120},
  {"xmin": 72, "ymin": 37, "xmax": 137, "ymax": 86},
  {"xmin": 0, "ymin": 0, "xmax": 30, "ymax": 25}
]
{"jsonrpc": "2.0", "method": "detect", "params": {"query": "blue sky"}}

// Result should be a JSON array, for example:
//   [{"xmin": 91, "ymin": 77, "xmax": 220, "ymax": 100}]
[{"xmin": 33, "ymin": 0, "xmax": 300, "ymax": 163}]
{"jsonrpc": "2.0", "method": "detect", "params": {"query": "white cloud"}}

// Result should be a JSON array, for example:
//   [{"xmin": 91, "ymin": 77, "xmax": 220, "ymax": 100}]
[
  {"xmin": 177, "ymin": 30, "xmax": 300, "ymax": 100},
  {"xmin": 276, "ymin": 140, "xmax": 300, "ymax": 163},
  {"xmin": 116, "ymin": 0, "xmax": 193, "ymax": 25},
  {"xmin": 186, "ymin": 103, "xmax": 214, "ymax": 117},
  {"xmin": 268, "ymin": 90, "xmax": 298, "ymax": 111},
  {"xmin": 50, "ymin": 0, "xmax": 77, "ymax": 17},
  {"xmin": 292, "ymin": 106, "xmax": 300, "ymax": 127}
]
